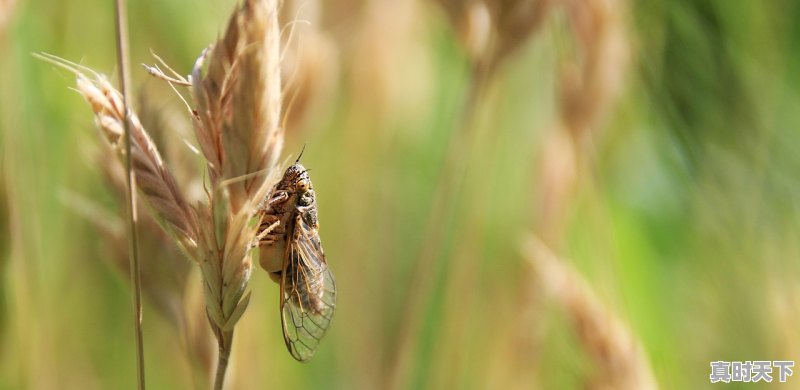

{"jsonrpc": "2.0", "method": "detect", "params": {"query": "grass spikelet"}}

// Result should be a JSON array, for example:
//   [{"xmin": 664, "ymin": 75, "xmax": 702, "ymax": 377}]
[
  {"xmin": 226, "ymin": 0, "xmax": 282, "ymax": 210},
  {"xmin": 39, "ymin": 0, "xmax": 284, "ymax": 388},
  {"xmin": 522, "ymin": 235, "xmax": 658, "ymax": 390},
  {"xmin": 559, "ymin": 0, "xmax": 629, "ymax": 142},
  {"xmin": 71, "ymin": 71, "xmax": 200, "ymax": 255},
  {"xmin": 435, "ymin": 0, "xmax": 553, "ymax": 69},
  {"xmin": 193, "ymin": 0, "xmax": 283, "ymax": 212},
  {"xmin": 189, "ymin": 0, "xmax": 284, "ymax": 387}
]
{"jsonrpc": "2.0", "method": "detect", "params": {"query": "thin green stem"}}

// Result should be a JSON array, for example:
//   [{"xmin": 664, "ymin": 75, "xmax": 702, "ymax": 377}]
[
  {"xmin": 388, "ymin": 58, "xmax": 491, "ymax": 388},
  {"xmin": 113, "ymin": 0, "xmax": 146, "ymax": 388},
  {"xmin": 213, "ymin": 330, "xmax": 234, "ymax": 390}
]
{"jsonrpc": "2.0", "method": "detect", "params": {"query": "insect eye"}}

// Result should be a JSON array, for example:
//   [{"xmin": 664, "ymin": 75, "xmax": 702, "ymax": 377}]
[{"xmin": 296, "ymin": 179, "xmax": 309, "ymax": 191}]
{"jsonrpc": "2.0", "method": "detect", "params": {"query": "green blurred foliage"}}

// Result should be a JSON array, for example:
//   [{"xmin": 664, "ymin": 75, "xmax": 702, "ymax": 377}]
[{"xmin": 2, "ymin": 0, "xmax": 800, "ymax": 389}]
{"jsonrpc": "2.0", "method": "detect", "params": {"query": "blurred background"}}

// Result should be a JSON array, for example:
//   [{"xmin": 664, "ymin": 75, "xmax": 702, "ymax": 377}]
[{"xmin": 2, "ymin": 0, "xmax": 800, "ymax": 388}]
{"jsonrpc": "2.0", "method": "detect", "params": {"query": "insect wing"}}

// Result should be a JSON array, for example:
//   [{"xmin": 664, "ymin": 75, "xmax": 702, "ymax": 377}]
[{"xmin": 280, "ymin": 217, "xmax": 336, "ymax": 362}]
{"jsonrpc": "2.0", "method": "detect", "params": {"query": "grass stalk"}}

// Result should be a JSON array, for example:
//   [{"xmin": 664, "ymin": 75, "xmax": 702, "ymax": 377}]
[
  {"xmin": 48, "ymin": 1, "xmax": 283, "ymax": 387},
  {"xmin": 113, "ymin": 0, "xmax": 146, "ymax": 388},
  {"xmin": 388, "ymin": 54, "xmax": 490, "ymax": 389},
  {"xmin": 213, "ymin": 330, "xmax": 233, "ymax": 390}
]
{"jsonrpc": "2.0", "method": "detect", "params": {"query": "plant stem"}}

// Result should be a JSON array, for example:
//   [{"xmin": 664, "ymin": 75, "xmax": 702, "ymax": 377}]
[
  {"xmin": 213, "ymin": 330, "xmax": 234, "ymax": 390},
  {"xmin": 389, "ymin": 59, "xmax": 490, "ymax": 388},
  {"xmin": 113, "ymin": 0, "xmax": 146, "ymax": 388}
]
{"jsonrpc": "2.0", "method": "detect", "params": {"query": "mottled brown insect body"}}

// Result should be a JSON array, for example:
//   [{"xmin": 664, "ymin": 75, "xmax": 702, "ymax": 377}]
[
  {"xmin": 257, "ymin": 162, "xmax": 335, "ymax": 362},
  {"xmin": 258, "ymin": 164, "xmax": 312, "ymax": 275}
]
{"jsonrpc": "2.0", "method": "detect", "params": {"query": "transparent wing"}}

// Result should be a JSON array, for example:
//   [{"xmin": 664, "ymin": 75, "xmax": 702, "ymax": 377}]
[{"xmin": 280, "ymin": 217, "xmax": 336, "ymax": 362}]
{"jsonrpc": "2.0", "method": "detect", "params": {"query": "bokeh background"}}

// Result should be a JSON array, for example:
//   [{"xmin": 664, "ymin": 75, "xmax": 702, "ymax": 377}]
[{"xmin": 2, "ymin": 0, "xmax": 800, "ymax": 388}]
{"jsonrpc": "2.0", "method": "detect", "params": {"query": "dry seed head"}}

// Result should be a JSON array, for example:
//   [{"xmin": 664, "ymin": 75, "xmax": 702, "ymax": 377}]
[
  {"xmin": 193, "ymin": 0, "xmax": 284, "ymax": 213},
  {"xmin": 193, "ymin": 198, "xmax": 259, "ymax": 333},
  {"xmin": 435, "ymin": 0, "xmax": 492, "ymax": 62},
  {"xmin": 522, "ymin": 235, "xmax": 658, "ymax": 390},
  {"xmin": 186, "ymin": 0, "xmax": 286, "ymax": 353},
  {"xmin": 136, "ymin": 91, "xmax": 202, "ymax": 200},
  {"xmin": 489, "ymin": 0, "xmax": 552, "ymax": 65},
  {"xmin": 55, "ymin": 0, "xmax": 286, "ymax": 378},
  {"xmin": 559, "ymin": 0, "xmax": 629, "ymax": 141},
  {"xmin": 461, "ymin": 1, "xmax": 491, "ymax": 62},
  {"xmin": 190, "ymin": 9, "xmax": 242, "ymax": 183},
  {"xmin": 42, "ymin": 50, "xmax": 206, "ymax": 377},
  {"xmin": 74, "ymin": 72, "xmax": 199, "ymax": 257},
  {"xmin": 91, "ymin": 139, "xmax": 194, "ymax": 323},
  {"xmin": 226, "ymin": 0, "xmax": 283, "ymax": 212},
  {"xmin": 435, "ymin": 0, "xmax": 552, "ymax": 68},
  {"xmin": 190, "ymin": 48, "xmax": 224, "ymax": 184}
]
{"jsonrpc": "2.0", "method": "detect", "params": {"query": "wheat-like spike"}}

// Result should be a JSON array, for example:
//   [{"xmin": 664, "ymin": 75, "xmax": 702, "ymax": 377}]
[
  {"xmin": 92, "ymin": 138, "xmax": 193, "ymax": 324},
  {"xmin": 190, "ymin": 47, "xmax": 224, "ymax": 183},
  {"xmin": 186, "ymin": 1, "xmax": 284, "ymax": 387},
  {"xmin": 53, "ymin": 60, "xmax": 209, "ymax": 383},
  {"xmin": 192, "ymin": 0, "xmax": 283, "ymax": 214},
  {"xmin": 559, "ymin": 0, "xmax": 629, "ymax": 142},
  {"xmin": 69, "ymin": 71, "xmax": 200, "ymax": 258},
  {"xmin": 225, "ymin": 0, "xmax": 282, "ymax": 213},
  {"xmin": 491, "ymin": 0, "xmax": 553, "ymax": 65},
  {"xmin": 522, "ymin": 235, "xmax": 658, "ymax": 390},
  {"xmin": 46, "ymin": 0, "xmax": 285, "ymax": 387},
  {"xmin": 435, "ymin": 0, "xmax": 552, "ymax": 68},
  {"xmin": 189, "ymin": 0, "xmax": 283, "ymax": 322},
  {"xmin": 190, "ymin": 1, "xmax": 243, "ymax": 188}
]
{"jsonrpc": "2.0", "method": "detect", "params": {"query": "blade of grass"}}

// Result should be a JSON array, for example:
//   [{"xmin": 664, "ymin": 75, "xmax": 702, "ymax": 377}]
[{"xmin": 113, "ymin": 0, "xmax": 146, "ymax": 388}]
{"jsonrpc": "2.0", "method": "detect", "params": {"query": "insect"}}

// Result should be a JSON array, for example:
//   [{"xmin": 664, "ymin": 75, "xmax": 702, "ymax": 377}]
[{"xmin": 257, "ymin": 154, "xmax": 336, "ymax": 362}]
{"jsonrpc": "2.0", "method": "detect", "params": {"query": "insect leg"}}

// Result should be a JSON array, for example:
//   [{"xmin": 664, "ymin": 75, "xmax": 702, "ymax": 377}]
[
  {"xmin": 255, "ymin": 219, "xmax": 280, "ymax": 243},
  {"xmin": 268, "ymin": 190, "xmax": 290, "ymax": 206}
]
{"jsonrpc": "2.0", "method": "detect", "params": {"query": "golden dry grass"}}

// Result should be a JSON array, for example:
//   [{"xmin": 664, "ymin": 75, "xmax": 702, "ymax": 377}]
[{"xmin": 5, "ymin": 0, "xmax": 800, "ymax": 389}]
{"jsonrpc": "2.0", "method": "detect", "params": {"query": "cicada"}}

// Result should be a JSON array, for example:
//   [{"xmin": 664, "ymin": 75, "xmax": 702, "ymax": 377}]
[{"xmin": 257, "ymin": 156, "xmax": 335, "ymax": 362}]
